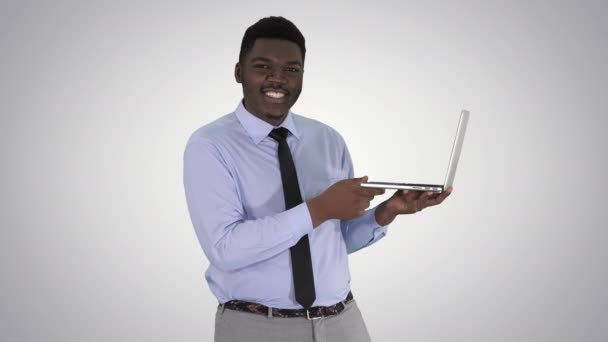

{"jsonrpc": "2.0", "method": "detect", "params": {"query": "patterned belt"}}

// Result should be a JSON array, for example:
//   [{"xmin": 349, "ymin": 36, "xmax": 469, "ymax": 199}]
[{"xmin": 221, "ymin": 291, "xmax": 354, "ymax": 320}]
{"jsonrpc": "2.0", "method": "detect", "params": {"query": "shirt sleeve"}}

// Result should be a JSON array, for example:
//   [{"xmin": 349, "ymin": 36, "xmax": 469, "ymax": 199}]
[
  {"xmin": 337, "ymin": 135, "xmax": 389, "ymax": 254},
  {"xmin": 183, "ymin": 138, "xmax": 313, "ymax": 272}
]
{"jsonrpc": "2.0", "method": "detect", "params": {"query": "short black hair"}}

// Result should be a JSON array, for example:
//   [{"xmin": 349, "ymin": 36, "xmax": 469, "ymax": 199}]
[{"xmin": 239, "ymin": 16, "xmax": 306, "ymax": 64}]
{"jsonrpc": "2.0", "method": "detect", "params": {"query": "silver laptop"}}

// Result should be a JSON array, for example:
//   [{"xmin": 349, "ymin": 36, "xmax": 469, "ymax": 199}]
[{"xmin": 361, "ymin": 110, "xmax": 469, "ymax": 193}]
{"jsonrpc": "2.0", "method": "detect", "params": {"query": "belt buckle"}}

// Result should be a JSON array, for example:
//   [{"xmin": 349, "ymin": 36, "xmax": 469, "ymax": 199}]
[{"xmin": 306, "ymin": 309, "xmax": 322, "ymax": 320}]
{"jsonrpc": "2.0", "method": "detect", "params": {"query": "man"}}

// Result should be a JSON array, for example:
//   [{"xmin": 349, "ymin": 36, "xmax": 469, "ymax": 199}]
[{"xmin": 183, "ymin": 16, "xmax": 452, "ymax": 342}]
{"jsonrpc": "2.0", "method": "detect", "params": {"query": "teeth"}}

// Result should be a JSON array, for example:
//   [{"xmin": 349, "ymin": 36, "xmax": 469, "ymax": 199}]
[{"xmin": 265, "ymin": 92, "xmax": 285, "ymax": 99}]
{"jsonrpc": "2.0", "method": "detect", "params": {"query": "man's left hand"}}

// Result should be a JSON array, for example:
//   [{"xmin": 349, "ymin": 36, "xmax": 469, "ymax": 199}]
[{"xmin": 375, "ymin": 187, "xmax": 453, "ymax": 225}]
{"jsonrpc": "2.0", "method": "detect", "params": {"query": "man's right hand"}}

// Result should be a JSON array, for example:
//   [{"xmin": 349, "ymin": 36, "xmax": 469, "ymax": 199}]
[{"xmin": 307, "ymin": 176, "xmax": 385, "ymax": 228}]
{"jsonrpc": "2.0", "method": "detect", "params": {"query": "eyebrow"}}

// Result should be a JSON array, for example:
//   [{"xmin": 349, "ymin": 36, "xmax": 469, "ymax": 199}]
[{"xmin": 249, "ymin": 57, "xmax": 302, "ymax": 67}]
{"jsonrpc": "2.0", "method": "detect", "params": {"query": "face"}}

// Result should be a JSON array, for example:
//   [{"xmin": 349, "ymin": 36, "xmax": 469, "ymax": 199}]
[{"xmin": 235, "ymin": 38, "xmax": 304, "ymax": 126}]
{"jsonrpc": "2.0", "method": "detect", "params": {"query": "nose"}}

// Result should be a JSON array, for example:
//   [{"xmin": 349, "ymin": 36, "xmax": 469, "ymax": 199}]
[{"xmin": 266, "ymin": 69, "xmax": 287, "ymax": 83}]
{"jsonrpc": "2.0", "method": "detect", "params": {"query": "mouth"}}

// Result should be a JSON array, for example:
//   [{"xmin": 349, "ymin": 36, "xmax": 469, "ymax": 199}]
[{"xmin": 262, "ymin": 89, "xmax": 288, "ymax": 104}]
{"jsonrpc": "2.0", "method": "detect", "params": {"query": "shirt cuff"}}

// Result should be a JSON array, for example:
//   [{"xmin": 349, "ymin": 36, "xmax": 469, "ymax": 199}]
[
  {"xmin": 283, "ymin": 202, "xmax": 314, "ymax": 244},
  {"xmin": 368, "ymin": 205, "xmax": 388, "ymax": 244}
]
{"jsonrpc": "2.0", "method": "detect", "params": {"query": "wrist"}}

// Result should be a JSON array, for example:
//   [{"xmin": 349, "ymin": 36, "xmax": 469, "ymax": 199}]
[
  {"xmin": 306, "ymin": 195, "xmax": 330, "ymax": 228},
  {"xmin": 375, "ymin": 201, "xmax": 397, "ymax": 226}
]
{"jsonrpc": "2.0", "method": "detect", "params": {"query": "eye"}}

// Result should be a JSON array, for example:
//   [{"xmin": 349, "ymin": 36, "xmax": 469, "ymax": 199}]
[
  {"xmin": 286, "ymin": 67, "xmax": 301, "ymax": 73},
  {"xmin": 253, "ymin": 64, "xmax": 270, "ymax": 69}
]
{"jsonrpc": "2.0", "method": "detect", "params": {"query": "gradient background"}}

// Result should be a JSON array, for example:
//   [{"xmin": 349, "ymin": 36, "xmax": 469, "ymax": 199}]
[{"xmin": 1, "ymin": 1, "xmax": 607, "ymax": 341}]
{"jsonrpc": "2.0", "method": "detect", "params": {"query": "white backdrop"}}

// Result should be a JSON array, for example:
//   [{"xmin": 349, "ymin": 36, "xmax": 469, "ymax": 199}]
[{"xmin": 1, "ymin": 1, "xmax": 607, "ymax": 341}]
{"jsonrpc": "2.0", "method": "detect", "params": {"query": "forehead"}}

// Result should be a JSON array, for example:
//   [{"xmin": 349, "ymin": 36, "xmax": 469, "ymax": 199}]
[{"xmin": 246, "ymin": 38, "xmax": 303, "ymax": 63}]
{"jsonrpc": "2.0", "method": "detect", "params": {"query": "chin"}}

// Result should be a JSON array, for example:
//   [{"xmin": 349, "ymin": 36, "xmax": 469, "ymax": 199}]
[
  {"xmin": 265, "ymin": 106, "xmax": 289, "ymax": 116},
  {"xmin": 265, "ymin": 111, "xmax": 287, "ymax": 120}
]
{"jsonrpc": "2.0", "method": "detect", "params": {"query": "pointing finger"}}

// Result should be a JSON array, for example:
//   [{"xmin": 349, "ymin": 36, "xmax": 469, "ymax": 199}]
[{"xmin": 356, "ymin": 187, "xmax": 384, "ymax": 197}]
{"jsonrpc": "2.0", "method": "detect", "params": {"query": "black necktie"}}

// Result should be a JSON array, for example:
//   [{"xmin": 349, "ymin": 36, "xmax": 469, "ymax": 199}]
[{"xmin": 269, "ymin": 127, "xmax": 316, "ymax": 309}]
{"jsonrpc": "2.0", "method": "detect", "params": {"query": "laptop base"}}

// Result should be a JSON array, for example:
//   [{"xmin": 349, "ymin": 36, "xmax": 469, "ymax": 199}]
[{"xmin": 361, "ymin": 181, "xmax": 443, "ymax": 193}]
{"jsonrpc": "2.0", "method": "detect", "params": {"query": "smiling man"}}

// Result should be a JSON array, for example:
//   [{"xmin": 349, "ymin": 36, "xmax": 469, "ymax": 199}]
[{"xmin": 183, "ymin": 16, "xmax": 452, "ymax": 342}]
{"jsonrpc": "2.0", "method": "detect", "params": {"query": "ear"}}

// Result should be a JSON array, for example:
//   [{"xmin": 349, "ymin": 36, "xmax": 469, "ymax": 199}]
[{"xmin": 234, "ymin": 63, "xmax": 242, "ymax": 83}]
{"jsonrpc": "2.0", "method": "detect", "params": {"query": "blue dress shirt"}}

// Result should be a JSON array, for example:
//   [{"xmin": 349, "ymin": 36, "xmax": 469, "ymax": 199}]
[{"xmin": 183, "ymin": 101, "xmax": 389, "ymax": 309}]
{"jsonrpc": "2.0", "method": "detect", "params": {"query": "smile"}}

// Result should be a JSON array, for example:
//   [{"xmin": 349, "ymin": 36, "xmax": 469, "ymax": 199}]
[{"xmin": 265, "ymin": 91, "xmax": 285, "ymax": 99}]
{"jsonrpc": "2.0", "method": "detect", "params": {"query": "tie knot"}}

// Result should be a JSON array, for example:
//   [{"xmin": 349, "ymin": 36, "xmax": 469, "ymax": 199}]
[{"xmin": 269, "ymin": 127, "xmax": 290, "ymax": 142}]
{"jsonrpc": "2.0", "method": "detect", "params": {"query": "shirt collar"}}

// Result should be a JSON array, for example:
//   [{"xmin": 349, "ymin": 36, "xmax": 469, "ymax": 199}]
[{"xmin": 235, "ymin": 100, "xmax": 301, "ymax": 145}]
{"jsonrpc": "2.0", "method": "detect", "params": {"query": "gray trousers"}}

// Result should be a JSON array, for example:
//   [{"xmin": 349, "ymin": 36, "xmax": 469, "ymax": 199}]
[{"xmin": 214, "ymin": 299, "xmax": 372, "ymax": 342}]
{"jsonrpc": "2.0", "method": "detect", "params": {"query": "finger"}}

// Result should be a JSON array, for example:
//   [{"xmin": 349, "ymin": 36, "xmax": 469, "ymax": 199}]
[
  {"xmin": 366, "ymin": 187, "xmax": 385, "ymax": 196},
  {"xmin": 417, "ymin": 192, "xmax": 432, "ymax": 210},
  {"xmin": 353, "ymin": 190, "xmax": 374, "ymax": 204},
  {"xmin": 440, "ymin": 187, "xmax": 453, "ymax": 199},
  {"xmin": 355, "ymin": 176, "xmax": 368, "ymax": 184},
  {"xmin": 395, "ymin": 190, "xmax": 406, "ymax": 198},
  {"xmin": 404, "ymin": 190, "xmax": 422, "ymax": 201},
  {"xmin": 372, "ymin": 188, "xmax": 385, "ymax": 196},
  {"xmin": 427, "ymin": 189, "xmax": 452, "ymax": 206},
  {"xmin": 436, "ymin": 191, "xmax": 452, "ymax": 203},
  {"xmin": 426, "ymin": 198, "xmax": 440, "ymax": 206},
  {"xmin": 429, "ymin": 187, "xmax": 450, "ymax": 200},
  {"xmin": 355, "ymin": 200, "xmax": 371, "ymax": 212},
  {"xmin": 428, "ymin": 191, "xmax": 443, "ymax": 200},
  {"xmin": 356, "ymin": 187, "xmax": 385, "ymax": 197}
]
